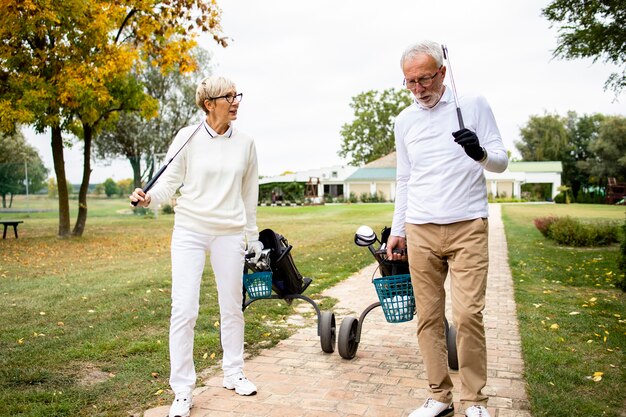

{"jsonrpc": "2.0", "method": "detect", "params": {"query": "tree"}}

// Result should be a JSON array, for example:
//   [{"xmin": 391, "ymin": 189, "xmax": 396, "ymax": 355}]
[
  {"xmin": 0, "ymin": 1, "xmax": 226, "ymax": 237},
  {"xmin": 95, "ymin": 48, "xmax": 211, "ymax": 188},
  {"xmin": 562, "ymin": 112, "xmax": 604, "ymax": 196},
  {"xmin": 103, "ymin": 178, "xmax": 120, "ymax": 198},
  {"xmin": 542, "ymin": 0, "xmax": 626, "ymax": 96},
  {"xmin": 116, "ymin": 178, "xmax": 134, "ymax": 197},
  {"xmin": 339, "ymin": 88, "xmax": 412, "ymax": 166},
  {"xmin": 0, "ymin": 130, "xmax": 48, "ymax": 208},
  {"xmin": 588, "ymin": 115, "xmax": 626, "ymax": 181},
  {"xmin": 516, "ymin": 112, "xmax": 569, "ymax": 161},
  {"xmin": 517, "ymin": 112, "xmax": 626, "ymax": 198}
]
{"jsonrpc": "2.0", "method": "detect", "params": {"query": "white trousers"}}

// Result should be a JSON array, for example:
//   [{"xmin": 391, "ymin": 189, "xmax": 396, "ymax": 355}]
[{"xmin": 169, "ymin": 225, "xmax": 246, "ymax": 393}]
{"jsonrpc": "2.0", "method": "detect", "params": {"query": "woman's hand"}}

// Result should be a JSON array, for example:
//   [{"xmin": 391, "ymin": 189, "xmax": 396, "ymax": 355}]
[{"xmin": 129, "ymin": 188, "xmax": 151, "ymax": 207}]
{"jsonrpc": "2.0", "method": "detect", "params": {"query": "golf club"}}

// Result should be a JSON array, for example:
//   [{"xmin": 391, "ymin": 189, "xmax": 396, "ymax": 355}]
[
  {"xmin": 441, "ymin": 44, "xmax": 465, "ymax": 130},
  {"xmin": 131, "ymin": 122, "xmax": 203, "ymax": 206}
]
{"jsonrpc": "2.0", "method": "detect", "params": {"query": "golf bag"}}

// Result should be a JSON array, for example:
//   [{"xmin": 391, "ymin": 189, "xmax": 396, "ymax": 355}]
[{"xmin": 258, "ymin": 229, "xmax": 311, "ymax": 297}]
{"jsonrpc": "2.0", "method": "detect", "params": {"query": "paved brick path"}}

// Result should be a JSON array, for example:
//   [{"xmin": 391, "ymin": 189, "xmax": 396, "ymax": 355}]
[{"xmin": 144, "ymin": 204, "xmax": 532, "ymax": 417}]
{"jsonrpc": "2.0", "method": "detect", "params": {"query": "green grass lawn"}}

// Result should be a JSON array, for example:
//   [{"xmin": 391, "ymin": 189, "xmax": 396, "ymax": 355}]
[
  {"xmin": 1, "ymin": 198, "xmax": 624, "ymax": 416},
  {"xmin": 501, "ymin": 203, "xmax": 625, "ymax": 417},
  {"xmin": 0, "ymin": 197, "xmax": 396, "ymax": 416}
]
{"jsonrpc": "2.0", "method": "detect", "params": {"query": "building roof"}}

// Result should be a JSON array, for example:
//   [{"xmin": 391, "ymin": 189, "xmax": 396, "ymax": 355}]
[
  {"xmin": 258, "ymin": 153, "xmax": 563, "ymax": 185},
  {"xmin": 345, "ymin": 168, "xmax": 397, "ymax": 181},
  {"xmin": 345, "ymin": 154, "xmax": 563, "ymax": 182},
  {"xmin": 363, "ymin": 152, "xmax": 397, "ymax": 168},
  {"xmin": 508, "ymin": 161, "xmax": 562, "ymax": 172}
]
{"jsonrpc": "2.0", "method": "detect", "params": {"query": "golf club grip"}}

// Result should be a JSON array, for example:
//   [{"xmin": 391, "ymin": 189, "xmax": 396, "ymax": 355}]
[
  {"xmin": 456, "ymin": 108, "xmax": 465, "ymax": 130},
  {"xmin": 131, "ymin": 164, "xmax": 169, "ymax": 207}
]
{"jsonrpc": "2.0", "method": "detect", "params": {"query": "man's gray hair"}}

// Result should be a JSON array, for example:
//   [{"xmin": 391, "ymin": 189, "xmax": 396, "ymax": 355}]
[
  {"xmin": 195, "ymin": 75, "xmax": 236, "ymax": 113},
  {"xmin": 400, "ymin": 40, "xmax": 444, "ymax": 68}
]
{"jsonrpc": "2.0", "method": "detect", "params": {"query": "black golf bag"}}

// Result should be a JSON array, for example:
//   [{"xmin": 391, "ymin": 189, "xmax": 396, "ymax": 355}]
[{"xmin": 258, "ymin": 229, "xmax": 312, "ymax": 297}]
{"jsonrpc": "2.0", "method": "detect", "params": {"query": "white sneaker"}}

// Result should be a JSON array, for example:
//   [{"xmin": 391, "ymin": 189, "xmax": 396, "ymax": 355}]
[
  {"xmin": 168, "ymin": 391, "xmax": 192, "ymax": 417},
  {"xmin": 465, "ymin": 405, "xmax": 491, "ymax": 417},
  {"xmin": 222, "ymin": 372, "xmax": 257, "ymax": 396},
  {"xmin": 409, "ymin": 398, "xmax": 454, "ymax": 417}
]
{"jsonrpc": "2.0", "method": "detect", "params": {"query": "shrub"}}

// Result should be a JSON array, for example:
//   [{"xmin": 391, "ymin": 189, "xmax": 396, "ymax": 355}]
[
  {"xmin": 545, "ymin": 216, "xmax": 619, "ymax": 247},
  {"xmin": 553, "ymin": 192, "xmax": 564, "ymax": 203},
  {"xmin": 161, "ymin": 203, "xmax": 174, "ymax": 214},
  {"xmin": 533, "ymin": 216, "xmax": 558, "ymax": 237},
  {"xmin": 132, "ymin": 206, "xmax": 154, "ymax": 218}
]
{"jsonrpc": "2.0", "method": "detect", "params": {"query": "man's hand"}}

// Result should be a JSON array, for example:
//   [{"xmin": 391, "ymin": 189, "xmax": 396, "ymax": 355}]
[
  {"xmin": 386, "ymin": 235, "xmax": 407, "ymax": 261},
  {"xmin": 452, "ymin": 128, "xmax": 486, "ymax": 162},
  {"xmin": 247, "ymin": 240, "xmax": 264, "ymax": 263}
]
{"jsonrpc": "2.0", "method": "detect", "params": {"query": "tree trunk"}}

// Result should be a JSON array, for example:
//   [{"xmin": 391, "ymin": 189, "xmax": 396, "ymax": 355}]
[
  {"xmin": 1, "ymin": 193, "xmax": 5, "ymax": 208},
  {"xmin": 51, "ymin": 125, "xmax": 71, "ymax": 237},
  {"xmin": 72, "ymin": 123, "xmax": 93, "ymax": 237},
  {"xmin": 130, "ymin": 154, "xmax": 142, "ymax": 188},
  {"xmin": 9, "ymin": 193, "xmax": 13, "ymax": 208}
]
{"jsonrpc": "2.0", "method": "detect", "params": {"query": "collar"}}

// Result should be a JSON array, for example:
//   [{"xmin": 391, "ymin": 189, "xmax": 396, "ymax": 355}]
[{"xmin": 203, "ymin": 120, "xmax": 233, "ymax": 138}]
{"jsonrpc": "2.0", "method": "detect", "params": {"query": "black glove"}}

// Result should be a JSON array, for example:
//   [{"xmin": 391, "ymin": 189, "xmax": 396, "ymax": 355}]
[{"xmin": 452, "ymin": 128, "xmax": 485, "ymax": 161}]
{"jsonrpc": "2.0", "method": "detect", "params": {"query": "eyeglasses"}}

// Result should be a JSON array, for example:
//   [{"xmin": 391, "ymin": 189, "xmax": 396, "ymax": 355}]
[
  {"xmin": 209, "ymin": 92, "xmax": 243, "ymax": 104},
  {"xmin": 403, "ymin": 66, "xmax": 442, "ymax": 89}
]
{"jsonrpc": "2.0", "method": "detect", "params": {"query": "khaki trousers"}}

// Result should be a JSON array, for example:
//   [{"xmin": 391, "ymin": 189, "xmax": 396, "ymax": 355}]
[{"xmin": 406, "ymin": 218, "xmax": 489, "ymax": 408}]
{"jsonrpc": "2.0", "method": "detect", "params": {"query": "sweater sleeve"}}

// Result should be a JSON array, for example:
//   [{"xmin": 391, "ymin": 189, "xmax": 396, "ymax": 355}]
[
  {"xmin": 146, "ymin": 128, "xmax": 190, "ymax": 208},
  {"xmin": 242, "ymin": 140, "xmax": 260, "ymax": 242},
  {"xmin": 391, "ymin": 119, "xmax": 409, "ymax": 237},
  {"xmin": 474, "ymin": 95, "xmax": 509, "ymax": 173}
]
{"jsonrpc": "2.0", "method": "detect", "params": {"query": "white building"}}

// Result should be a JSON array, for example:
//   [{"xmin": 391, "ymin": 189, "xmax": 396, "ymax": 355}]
[
  {"xmin": 258, "ymin": 154, "xmax": 563, "ymax": 203},
  {"xmin": 259, "ymin": 165, "xmax": 358, "ymax": 203},
  {"xmin": 344, "ymin": 153, "xmax": 563, "ymax": 201}
]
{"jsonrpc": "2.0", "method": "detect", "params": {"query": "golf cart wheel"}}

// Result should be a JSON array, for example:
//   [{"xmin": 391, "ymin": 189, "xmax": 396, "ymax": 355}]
[
  {"xmin": 446, "ymin": 323, "xmax": 459, "ymax": 370},
  {"xmin": 319, "ymin": 311, "xmax": 336, "ymax": 353},
  {"xmin": 338, "ymin": 316, "xmax": 359, "ymax": 359}
]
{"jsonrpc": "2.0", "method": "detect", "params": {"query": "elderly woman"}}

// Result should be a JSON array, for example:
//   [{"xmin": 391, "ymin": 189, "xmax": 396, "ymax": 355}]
[{"xmin": 130, "ymin": 75, "xmax": 263, "ymax": 417}]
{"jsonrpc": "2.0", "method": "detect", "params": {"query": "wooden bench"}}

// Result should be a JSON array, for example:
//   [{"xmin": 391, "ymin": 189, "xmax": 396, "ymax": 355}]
[
  {"xmin": 1, "ymin": 220, "xmax": 24, "ymax": 239},
  {"xmin": 607, "ymin": 177, "xmax": 626, "ymax": 204}
]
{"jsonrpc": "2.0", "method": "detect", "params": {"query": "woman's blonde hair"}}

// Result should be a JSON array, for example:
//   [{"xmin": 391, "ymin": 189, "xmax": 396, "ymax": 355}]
[{"xmin": 195, "ymin": 75, "xmax": 236, "ymax": 113}]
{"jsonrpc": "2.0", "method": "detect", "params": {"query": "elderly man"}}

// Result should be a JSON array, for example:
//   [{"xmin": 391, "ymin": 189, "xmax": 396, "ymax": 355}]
[{"xmin": 386, "ymin": 40, "xmax": 508, "ymax": 417}]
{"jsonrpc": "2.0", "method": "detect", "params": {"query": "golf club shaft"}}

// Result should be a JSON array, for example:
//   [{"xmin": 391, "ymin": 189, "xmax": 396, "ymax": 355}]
[
  {"xmin": 441, "ymin": 44, "xmax": 465, "ymax": 130},
  {"xmin": 131, "ymin": 122, "xmax": 203, "ymax": 207}
]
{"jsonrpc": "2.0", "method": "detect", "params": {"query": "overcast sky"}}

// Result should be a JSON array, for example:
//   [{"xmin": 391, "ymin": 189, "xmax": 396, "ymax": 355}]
[{"xmin": 25, "ymin": 0, "xmax": 624, "ymax": 183}]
